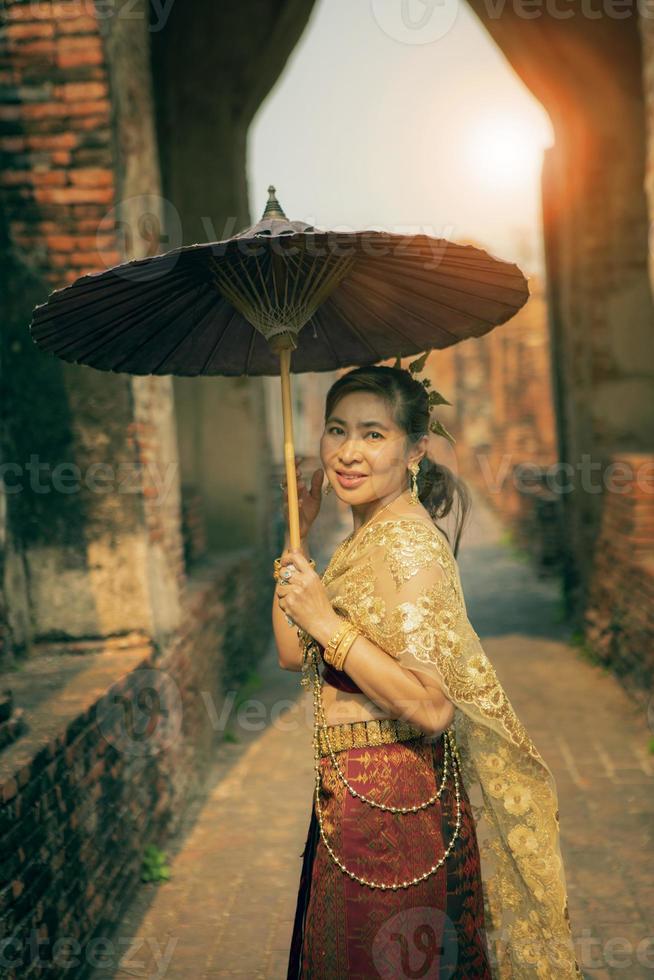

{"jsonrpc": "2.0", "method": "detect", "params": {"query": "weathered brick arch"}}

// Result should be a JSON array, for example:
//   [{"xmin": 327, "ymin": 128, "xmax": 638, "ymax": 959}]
[
  {"xmin": 466, "ymin": 2, "xmax": 654, "ymax": 621},
  {"xmin": 2, "ymin": 0, "xmax": 651, "ymax": 655},
  {"xmin": 0, "ymin": 0, "xmax": 315, "ymax": 655}
]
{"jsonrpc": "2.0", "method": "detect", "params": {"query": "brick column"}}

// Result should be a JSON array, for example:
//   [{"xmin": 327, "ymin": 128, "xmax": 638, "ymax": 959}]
[
  {"xmin": 0, "ymin": 0, "xmax": 183, "ymax": 655},
  {"xmin": 584, "ymin": 452, "xmax": 654, "ymax": 695}
]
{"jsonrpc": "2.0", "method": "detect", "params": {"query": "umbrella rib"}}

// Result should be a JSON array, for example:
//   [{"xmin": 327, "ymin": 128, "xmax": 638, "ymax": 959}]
[
  {"xmin": 310, "ymin": 255, "xmax": 357, "ymax": 318},
  {"xmin": 373, "ymin": 250, "xmax": 528, "ymax": 287},
  {"xmin": 53, "ymin": 280, "xmax": 198, "ymax": 364},
  {"xmin": 294, "ymin": 252, "xmax": 309, "ymax": 309},
  {"xmin": 146, "ymin": 287, "xmax": 219, "ymax": 374},
  {"xmin": 108, "ymin": 283, "xmax": 213, "ymax": 372},
  {"xmin": 243, "ymin": 324, "xmax": 258, "ymax": 375},
  {"xmin": 59, "ymin": 259, "xmax": 189, "ymax": 298},
  {"xmin": 374, "ymin": 254, "xmax": 527, "ymax": 286},
  {"xmin": 209, "ymin": 256, "xmax": 243, "ymax": 307},
  {"xmin": 331, "ymin": 272, "xmax": 462, "ymax": 350},
  {"xmin": 272, "ymin": 250, "xmax": 292, "ymax": 314},
  {"xmin": 317, "ymin": 296, "xmax": 391, "ymax": 359},
  {"xmin": 272, "ymin": 246, "xmax": 307, "ymax": 312},
  {"xmin": 295, "ymin": 250, "xmax": 318, "ymax": 309},
  {"xmin": 31, "ymin": 266, "xmax": 191, "ymax": 327},
  {"xmin": 364, "ymin": 259, "xmax": 528, "ymax": 303},
  {"xmin": 304, "ymin": 251, "xmax": 350, "ymax": 309},
  {"xmin": 343, "ymin": 274, "xmax": 492, "ymax": 336},
  {"xmin": 311, "ymin": 308, "xmax": 360, "ymax": 364},
  {"xmin": 269, "ymin": 251, "xmax": 280, "ymax": 310},
  {"xmin": 32, "ymin": 276, "xmax": 195, "ymax": 356},
  {"xmin": 252, "ymin": 251, "xmax": 274, "ymax": 310},
  {"xmin": 286, "ymin": 248, "xmax": 310, "ymax": 313},
  {"xmin": 200, "ymin": 306, "xmax": 239, "ymax": 374},
  {"xmin": 297, "ymin": 252, "xmax": 357, "ymax": 323},
  {"xmin": 213, "ymin": 253, "xmax": 271, "ymax": 319},
  {"xmin": 95, "ymin": 296, "xmax": 200, "ymax": 370},
  {"xmin": 283, "ymin": 251, "xmax": 291, "ymax": 310}
]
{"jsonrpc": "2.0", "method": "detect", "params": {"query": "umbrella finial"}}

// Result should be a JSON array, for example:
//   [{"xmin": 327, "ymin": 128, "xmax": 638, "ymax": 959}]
[{"xmin": 262, "ymin": 185, "xmax": 288, "ymax": 220}]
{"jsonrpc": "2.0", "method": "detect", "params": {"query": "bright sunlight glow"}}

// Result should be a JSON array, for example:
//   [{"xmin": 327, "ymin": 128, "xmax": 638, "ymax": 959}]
[{"xmin": 465, "ymin": 114, "xmax": 552, "ymax": 191}]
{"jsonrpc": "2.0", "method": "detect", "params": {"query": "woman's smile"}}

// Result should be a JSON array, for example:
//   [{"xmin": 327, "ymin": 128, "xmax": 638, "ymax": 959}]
[{"xmin": 335, "ymin": 471, "xmax": 368, "ymax": 488}]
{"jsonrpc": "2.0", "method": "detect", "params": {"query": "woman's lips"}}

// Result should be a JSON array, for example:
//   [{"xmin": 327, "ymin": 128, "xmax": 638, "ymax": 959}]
[{"xmin": 335, "ymin": 472, "xmax": 367, "ymax": 488}]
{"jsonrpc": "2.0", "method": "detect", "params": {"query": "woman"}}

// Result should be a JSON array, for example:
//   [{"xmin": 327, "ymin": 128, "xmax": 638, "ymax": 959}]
[{"xmin": 273, "ymin": 364, "xmax": 581, "ymax": 979}]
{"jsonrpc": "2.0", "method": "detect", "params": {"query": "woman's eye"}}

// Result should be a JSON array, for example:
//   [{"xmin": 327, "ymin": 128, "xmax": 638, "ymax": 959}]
[{"xmin": 326, "ymin": 426, "xmax": 382, "ymax": 439}]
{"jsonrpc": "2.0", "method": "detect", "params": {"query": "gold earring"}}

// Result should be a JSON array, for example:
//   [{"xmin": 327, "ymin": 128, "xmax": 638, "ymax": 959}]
[
  {"xmin": 408, "ymin": 462, "xmax": 420, "ymax": 505},
  {"xmin": 323, "ymin": 481, "xmax": 333, "ymax": 495}
]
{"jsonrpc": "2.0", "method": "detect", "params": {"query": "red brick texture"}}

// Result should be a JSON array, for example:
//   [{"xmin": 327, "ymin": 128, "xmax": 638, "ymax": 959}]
[
  {"xmin": 0, "ymin": 551, "xmax": 270, "ymax": 979},
  {"xmin": 584, "ymin": 453, "xmax": 654, "ymax": 696},
  {"xmin": 426, "ymin": 274, "xmax": 563, "ymax": 572},
  {"xmin": 0, "ymin": 0, "xmax": 121, "ymax": 284}
]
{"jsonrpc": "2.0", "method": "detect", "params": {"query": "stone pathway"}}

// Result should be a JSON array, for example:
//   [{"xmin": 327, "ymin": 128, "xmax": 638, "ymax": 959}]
[{"xmin": 94, "ymin": 492, "xmax": 653, "ymax": 979}]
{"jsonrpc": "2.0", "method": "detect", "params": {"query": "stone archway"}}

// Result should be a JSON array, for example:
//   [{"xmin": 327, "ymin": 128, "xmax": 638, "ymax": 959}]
[
  {"xmin": 465, "ymin": 3, "xmax": 654, "ymax": 618},
  {"xmin": 148, "ymin": 0, "xmax": 317, "ymax": 553}
]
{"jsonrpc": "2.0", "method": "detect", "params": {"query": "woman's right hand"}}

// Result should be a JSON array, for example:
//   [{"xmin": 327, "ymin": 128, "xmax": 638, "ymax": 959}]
[{"xmin": 280, "ymin": 455, "xmax": 324, "ymax": 541}]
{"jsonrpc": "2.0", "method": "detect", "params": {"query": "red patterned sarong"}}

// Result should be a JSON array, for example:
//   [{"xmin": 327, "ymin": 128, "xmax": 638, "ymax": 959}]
[{"xmin": 287, "ymin": 734, "xmax": 492, "ymax": 979}]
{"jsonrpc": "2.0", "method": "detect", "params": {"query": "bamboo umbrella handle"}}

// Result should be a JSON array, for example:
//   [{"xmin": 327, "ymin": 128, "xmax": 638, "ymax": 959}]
[{"xmin": 278, "ymin": 346, "xmax": 301, "ymax": 551}]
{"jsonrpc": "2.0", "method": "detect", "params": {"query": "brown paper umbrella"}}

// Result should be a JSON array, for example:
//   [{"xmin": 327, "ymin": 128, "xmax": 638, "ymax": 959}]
[{"xmin": 29, "ymin": 186, "xmax": 529, "ymax": 550}]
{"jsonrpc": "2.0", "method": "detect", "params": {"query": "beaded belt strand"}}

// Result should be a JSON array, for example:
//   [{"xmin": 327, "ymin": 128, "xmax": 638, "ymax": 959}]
[{"xmin": 304, "ymin": 636, "xmax": 463, "ymax": 890}]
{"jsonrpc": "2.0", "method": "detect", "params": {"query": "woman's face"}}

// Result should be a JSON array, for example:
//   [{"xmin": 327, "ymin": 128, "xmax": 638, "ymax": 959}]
[{"xmin": 320, "ymin": 391, "xmax": 423, "ymax": 503}]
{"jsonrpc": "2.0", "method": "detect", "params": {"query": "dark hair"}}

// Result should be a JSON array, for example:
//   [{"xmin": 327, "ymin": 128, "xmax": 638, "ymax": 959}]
[{"xmin": 324, "ymin": 364, "xmax": 471, "ymax": 557}]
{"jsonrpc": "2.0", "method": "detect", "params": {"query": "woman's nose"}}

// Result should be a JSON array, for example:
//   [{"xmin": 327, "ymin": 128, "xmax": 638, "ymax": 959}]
[
  {"xmin": 340, "ymin": 458, "xmax": 359, "ymax": 466},
  {"xmin": 339, "ymin": 447, "xmax": 364, "ymax": 464}
]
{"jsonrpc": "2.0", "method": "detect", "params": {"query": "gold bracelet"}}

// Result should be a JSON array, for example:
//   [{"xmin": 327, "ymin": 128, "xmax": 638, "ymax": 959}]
[
  {"xmin": 330, "ymin": 625, "xmax": 360, "ymax": 671},
  {"xmin": 323, "ymin": 618, "xmax": 352, "ymax": 665}
]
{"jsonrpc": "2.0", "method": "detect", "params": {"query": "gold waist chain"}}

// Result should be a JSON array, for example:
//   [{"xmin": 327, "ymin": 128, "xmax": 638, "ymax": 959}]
[{"xmin": 304, "ymin": 638, "xmax": 462, "ymax": 890}]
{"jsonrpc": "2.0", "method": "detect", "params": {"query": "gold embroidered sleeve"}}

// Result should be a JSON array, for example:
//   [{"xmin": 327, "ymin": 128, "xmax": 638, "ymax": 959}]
[
  {"xmin": 356, "ymin": 522, "xmax": 463, "ymax": 683},
  {"xmin": 332, "ymin": 520, "xmax": 461, "ymax": 680}
]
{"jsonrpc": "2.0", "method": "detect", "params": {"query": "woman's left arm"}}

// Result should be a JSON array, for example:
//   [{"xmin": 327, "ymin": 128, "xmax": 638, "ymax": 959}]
[
  {"xmin": 276, "ymin": 548, "xmax": 455, "ymax": 736},
  {"xmin": 311, "ymin": 612, "xmax": 455, "ymax": 736}
]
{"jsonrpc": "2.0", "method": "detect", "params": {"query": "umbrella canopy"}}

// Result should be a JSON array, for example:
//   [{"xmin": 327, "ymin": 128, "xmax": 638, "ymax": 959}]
[
  {"xmin": 29, "ymin": 187, "xmax": 529, "ymax": 377},
  {"xmin": 28, "ymin": 186, "xmax": 530, "ymax": 549}
]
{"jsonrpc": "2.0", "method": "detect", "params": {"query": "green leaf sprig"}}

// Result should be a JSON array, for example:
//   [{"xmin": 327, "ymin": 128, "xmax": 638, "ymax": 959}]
[{"xmin": 393, "ymin": 349, "xmax": 456, "ymax": 445}]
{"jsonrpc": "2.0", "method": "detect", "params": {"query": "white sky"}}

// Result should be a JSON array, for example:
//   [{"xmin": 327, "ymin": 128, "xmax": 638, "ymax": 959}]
[{"xmin": 248, "ymin": 0, "xmax": 553, "ymax": 277}]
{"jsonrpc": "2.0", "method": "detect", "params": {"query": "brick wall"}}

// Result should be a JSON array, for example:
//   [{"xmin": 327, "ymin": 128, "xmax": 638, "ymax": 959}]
[
  {"xmin": 584, "ymin": 453, "xmax": 654, "ymax": 695},
  {"xmin": 0, "ymin": 548, "xmax": 271, "ymax": 979},
  {"xmin": 0, "ymin": 1, "xmax": 281, "ymax": 969},
  {"xmin": 426, "ymin": 273, "xmax": 564, "ymax": 573},
  {"xmin": 1, "ymin": 1, "xmax": 120, "ymax": 285}
]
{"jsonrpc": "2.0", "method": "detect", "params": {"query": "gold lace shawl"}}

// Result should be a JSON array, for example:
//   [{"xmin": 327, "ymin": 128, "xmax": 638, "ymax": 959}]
[{"xmin": 310, "ymin": 515, "xmax": 581, "ymax": 979}]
